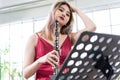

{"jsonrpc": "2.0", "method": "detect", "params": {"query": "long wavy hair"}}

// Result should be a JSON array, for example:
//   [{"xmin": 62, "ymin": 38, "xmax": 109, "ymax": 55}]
[{"xmin": 40, "ymin": 1, "xmax": 74, "ymax": 40}]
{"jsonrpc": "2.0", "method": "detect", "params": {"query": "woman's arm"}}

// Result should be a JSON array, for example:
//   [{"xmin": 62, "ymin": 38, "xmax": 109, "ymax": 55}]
[
  {"xmin": 23, "ymin": 34, "xmax": 41, "ymax": 79},
  {"xmin": 70, "ymin": 5, "xmax": 96, "ymax": 44},
  {"xmin": 23, "ymin": 34, "xmax": 59, "ymax": 79}
]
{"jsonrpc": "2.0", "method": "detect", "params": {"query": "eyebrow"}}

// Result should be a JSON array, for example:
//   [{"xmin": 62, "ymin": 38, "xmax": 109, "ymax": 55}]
[{"xmin": 59, "ymin": 6, "xmax": 70, "ymax": 14}]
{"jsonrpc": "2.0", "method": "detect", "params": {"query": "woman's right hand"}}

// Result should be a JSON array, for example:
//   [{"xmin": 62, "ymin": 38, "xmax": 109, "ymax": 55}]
[{"xmin": 37, "ymin": 50, "xmax": 60, "ymax": 67}]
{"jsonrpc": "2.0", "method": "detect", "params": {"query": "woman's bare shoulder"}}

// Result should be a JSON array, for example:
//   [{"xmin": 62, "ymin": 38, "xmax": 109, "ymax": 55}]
[{"xmin": 26, "ymin": 32, "xmax": 42, "ymax": 46}]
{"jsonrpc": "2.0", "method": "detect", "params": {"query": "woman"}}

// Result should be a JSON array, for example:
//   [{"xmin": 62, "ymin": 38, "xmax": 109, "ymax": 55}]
[{"xmin": 23, "ymin": 1, "xmax": 96, "ymax": 80}]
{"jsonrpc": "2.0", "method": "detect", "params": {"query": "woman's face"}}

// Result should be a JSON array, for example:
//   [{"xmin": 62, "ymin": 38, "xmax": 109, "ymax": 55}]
[{"xmin": 54, "ymin": 4, "xmax": 71, "ymax": 27}]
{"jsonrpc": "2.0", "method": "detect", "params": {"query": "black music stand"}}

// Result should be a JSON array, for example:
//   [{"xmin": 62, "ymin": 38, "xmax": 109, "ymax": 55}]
[{"xmin": 53, "ymin": 31, "xmax": 120, "ymax": 80}]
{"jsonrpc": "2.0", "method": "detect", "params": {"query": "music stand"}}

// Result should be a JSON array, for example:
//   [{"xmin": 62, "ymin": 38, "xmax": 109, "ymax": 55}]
[{"xmin": 54, "ymin": 31, "xmax": 120, "ymax": 80}]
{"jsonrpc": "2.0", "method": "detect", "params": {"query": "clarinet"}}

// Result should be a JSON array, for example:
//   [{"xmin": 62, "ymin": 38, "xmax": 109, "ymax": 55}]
[
  {"xmin": 54, "ymin": 20, "xmax": 60, "ymax": 75},
  {"xmin": 50, "ymin": 20, "xmax": 60, "ymax": 80}
]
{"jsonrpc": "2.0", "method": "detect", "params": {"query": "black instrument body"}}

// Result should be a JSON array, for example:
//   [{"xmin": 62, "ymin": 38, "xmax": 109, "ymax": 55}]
[{"xmin": 50, "ymin": 20, "xmax": 60, "ymax": 80}]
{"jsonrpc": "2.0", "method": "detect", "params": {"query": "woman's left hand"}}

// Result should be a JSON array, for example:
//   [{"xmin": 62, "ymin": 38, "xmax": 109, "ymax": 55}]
[{"xmin": 69, "ymin": 3, "xmax": 78, "ymax": 13}]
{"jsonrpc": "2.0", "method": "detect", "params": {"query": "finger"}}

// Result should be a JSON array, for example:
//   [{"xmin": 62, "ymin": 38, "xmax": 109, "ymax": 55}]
[
  {"xmin": 47, "ymin": 59, "xmax": 54, "ymax": 67},
  {"xmin": 48, "ymin": 56, "xmax": 58, "ymax": 64},
  {"xmin": 53, "ymin": 50, "xmax": 60, "ymax": 57},
  {"xmin": 51, "ymin": 54, "xmax": 59, "ymax": 62},
  {"xmin": 51, "ymin": 50, "xmax": 59, "ymax": 59},
  {"xmin": 48, "ymin": 56, "xmax": 59, "ymax": 67}
]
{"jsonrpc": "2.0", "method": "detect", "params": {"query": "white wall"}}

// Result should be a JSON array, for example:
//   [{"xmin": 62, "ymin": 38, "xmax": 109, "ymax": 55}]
[
  {"xmin": 0, "ymin": 0, "xmax": 54, "ymax": 24},
  {"xmin": 0, "ymin": 0, "xmax": 38, "ymax": 8},
  {"xmin": 0, "ymin": 4, "xmax": 51, "ymax": 24},
  {"xmin": 0, "ymin": 0, "xmax": 120, "ymax": 24}
]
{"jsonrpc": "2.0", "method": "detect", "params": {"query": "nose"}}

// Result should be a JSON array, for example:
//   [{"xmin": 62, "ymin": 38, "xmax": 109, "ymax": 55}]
[{"xmin": 62, "ymin": 12, "xmax": 65, "ymax": 17}]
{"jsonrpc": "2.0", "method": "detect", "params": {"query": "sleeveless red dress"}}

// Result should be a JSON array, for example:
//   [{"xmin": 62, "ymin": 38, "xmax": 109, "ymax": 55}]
[{"xmin": 35, "ymin": 34, "xmax": 72, "ymax": 80}]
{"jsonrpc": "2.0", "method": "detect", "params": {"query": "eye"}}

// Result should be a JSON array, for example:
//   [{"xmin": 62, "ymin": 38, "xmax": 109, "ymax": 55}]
[
  {"xmin": 59, "ymin": 8, "xmax": 63, "ymax": 12},
  {"xmin": 66, "ymin": 13, "xmax": 70, "ymax": 17}
]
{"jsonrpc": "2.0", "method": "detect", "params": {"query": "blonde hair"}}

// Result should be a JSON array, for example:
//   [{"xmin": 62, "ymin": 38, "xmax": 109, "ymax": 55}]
[{"xmin": 41, "ymin": 1, "xmax": 74, "ymax": 40}]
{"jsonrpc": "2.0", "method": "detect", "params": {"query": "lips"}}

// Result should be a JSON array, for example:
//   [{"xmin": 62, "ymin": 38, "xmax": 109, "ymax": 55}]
[{"xmin": 59, "ymin": 16, "xmax": 64, "ymax": 20}]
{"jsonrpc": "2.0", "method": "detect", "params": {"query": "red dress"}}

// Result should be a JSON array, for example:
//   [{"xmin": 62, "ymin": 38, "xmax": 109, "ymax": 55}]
[{"xmin": 35, "ymin": 34, "xmax": 72, "ymax": 80}]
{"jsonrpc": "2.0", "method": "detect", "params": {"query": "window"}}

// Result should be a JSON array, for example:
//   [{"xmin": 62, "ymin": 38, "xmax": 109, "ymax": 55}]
[
  {"xmin": 110, "ymin": 8, "xmax": 120, "ymax": 25},
  {"xmin": 0, "ymin": 19, "xmax": 45, "ymax": 80},
  {"xmin": 0, "ymin": 6, "xmax": 120, "ymax": 80},
  {"xmin": 34, "ymin": 19, "xmax": 46, "ymax": 32},
  {"xmin": 93, "ymin": 10, "xmax": 111, "ymax": 27}
]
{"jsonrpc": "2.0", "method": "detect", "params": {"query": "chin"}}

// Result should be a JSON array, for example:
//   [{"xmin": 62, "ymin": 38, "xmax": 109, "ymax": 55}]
[
  {"xmin": 58, "ymin": 21, "xmax": 65, "ymax": 26},
  {"xmin": 59, "ymin": 23, "xmax": 65, "ymax": 27}
]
